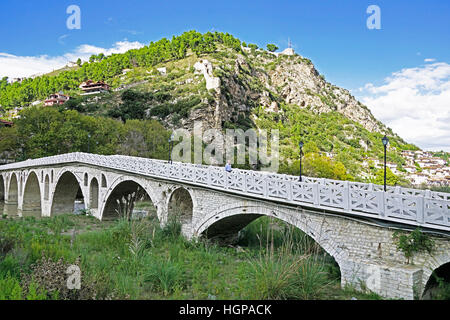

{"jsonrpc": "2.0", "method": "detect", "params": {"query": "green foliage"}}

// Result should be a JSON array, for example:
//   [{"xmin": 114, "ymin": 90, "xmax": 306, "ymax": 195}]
[
  {"xmin": 0, "ymin": 275, "xmax": 24, "ymax": 300},
  {"xmin": 107, "ymin": 89, "xmax": 150, "ymax": 121},
  {"xmin": 0, "ymin": 30, "xmax": 242, "ymax": 110},
  {"xmin": 393, "ymin": 228, "xmax": 435, "ymax": 264},
  {"xmin": 245, "ymin": 222, "xmax": 330, "ymax": 300},
  {"xmin": 373, "ymin": 167, "xmax": 399, "ymax": 186},
  {"xmin": 0, "ymin": 214, "xmax": 384, "ymax": 300},
  {"xmin": 0, "ymin": 107, "xmax": 170, "ymax": 161},
  {"xmin": 431, "ymin": 273, "xmax": 450, "ymax": 300},
  {"xmin": 253, "ymin": 104, "xmax": 410, "ymax": 181},
  {"xmin": 279, "ymin": 152, "xmax": 354, "ymax": 181},
  {"xmin": 144, "ymin": 258, "xmax": 186, "ymax": 295},
  {"xmin": 149, "ymin": 96, "xmax": 202, "ymax": 121},
  {"xmin": 266, "ymin": 44, "xmax": 279, "ymax": 52}
]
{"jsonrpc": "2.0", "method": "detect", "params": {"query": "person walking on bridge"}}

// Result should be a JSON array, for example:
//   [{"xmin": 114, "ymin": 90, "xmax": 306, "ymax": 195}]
[{"xmin": 225, "ymin": 160, "xmax": 232, "ymax": 172}]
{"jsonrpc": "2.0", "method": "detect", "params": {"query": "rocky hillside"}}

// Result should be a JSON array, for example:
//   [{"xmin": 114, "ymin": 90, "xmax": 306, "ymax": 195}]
[{"xmin": 146, "ymin": 47, "xmax": 389, "ymax": 136}]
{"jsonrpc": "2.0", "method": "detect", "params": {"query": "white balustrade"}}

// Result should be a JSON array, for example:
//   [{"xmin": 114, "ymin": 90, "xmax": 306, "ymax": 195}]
[{"xmin": 0, "ymin": 152, "xmax": 448, "ymax": 231}]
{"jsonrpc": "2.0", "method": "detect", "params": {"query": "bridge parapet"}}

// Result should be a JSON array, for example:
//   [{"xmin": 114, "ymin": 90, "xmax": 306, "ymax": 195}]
[{"xmin": 0, "ymin": 152, "xmax": 448, "ymax": 232}]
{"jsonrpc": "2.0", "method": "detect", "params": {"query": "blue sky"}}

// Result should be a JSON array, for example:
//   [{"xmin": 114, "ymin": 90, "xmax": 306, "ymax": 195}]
[{"xmin": 0, "ymin": 0, "xmax": 449, "ymax": 150}]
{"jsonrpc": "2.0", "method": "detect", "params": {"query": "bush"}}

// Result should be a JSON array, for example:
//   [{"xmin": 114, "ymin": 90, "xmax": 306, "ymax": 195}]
[
  {"xmin": 144, "ymin": 258, "xmax": 186, "ymax": 295},
  {"xmin": 296, "ymin": 257, "xmax": 329, "ymax": 299},
  {"xmin": 393, "ymin": 228, "xmax": 435, "ymax": 264},
  {"xmin": 246, "ymin": 227, "xmax": 308, "ymax": 299},
  {"xmin": 20, "ymin": 255, "xmax": 98, "ymax": 300},
  {"xmin": 0, "ymin": 274, "xmax": 25, "ymax": 300}
]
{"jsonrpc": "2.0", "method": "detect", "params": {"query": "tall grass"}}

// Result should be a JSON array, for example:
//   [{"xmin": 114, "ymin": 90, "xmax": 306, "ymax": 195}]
[
  {"xmin": 144, "ymin": 258, "xmax": 187, "ymax": 296},
  {"xmin": 245, "ymin": 217, "xmax": 331, "ymax": 300},
  {"xmin": 0, "ymin": 214, "xmax": 386, "ymax": 300}
]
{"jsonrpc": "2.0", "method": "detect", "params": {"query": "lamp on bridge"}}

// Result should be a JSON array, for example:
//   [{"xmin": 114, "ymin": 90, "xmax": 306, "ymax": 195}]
[
  {"xmin": 382, "ymin": 135, "xmax": 389, "ymax": 192},
  {"xmin": 299, "ymin": 141, "xmax": 304, "ymax": 182},
  {"xmin": 168, "ymin": 133, "xmax": 175, "ymax": 164},
  {"xmin": 88, "ymin": 133, "xmax": 91, "ymax": 153}
]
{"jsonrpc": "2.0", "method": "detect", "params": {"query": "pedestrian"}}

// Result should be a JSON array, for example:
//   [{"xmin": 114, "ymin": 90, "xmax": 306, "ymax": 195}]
[{"xmin": 225, "ymin": 160, "xmax": 232, "ymax": 172}]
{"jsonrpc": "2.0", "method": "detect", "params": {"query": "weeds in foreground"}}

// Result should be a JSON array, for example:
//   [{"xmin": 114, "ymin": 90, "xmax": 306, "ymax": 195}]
[
  {"xmin": 144, "ymin": 258, "xmax": 187, "ymax": 296},
  {"xmin": 0, "ymin": 214, "xmax": 398, "ymax": 300}
]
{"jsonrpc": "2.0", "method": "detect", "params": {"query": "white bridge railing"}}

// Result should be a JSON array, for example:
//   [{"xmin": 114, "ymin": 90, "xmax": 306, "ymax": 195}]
[{"xmin": 1, "ymin": 153, "xmax": 449, "ymax": 231}]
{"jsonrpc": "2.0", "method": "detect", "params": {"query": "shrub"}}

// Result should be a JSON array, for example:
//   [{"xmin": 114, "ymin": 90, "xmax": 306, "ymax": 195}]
[
  {"xmin": 0, "ymin": 274, "xmax": 25, "ymax": 300},
  {"xmin": 246, "ymin": 227, "xmax": 308, "ymax": 299},
  {"xmin": 20, "ymin": 255, "xmax": 98, "ymax": 300},
  {"xmin": 393, "ymin": 228, "xmax": 435, "ymax": 264},
  {"xmin": 144, "ymin": 258, "xmax": 186, "ymax": 295},
  {"xmin": 296, "ymin": 257, "xmax": 330, "ymax": 299}
]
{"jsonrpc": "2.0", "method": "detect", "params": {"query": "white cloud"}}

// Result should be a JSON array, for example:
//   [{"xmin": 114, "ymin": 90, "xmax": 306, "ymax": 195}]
[
  {"xmin": 424, "ymin": 58, "xmax": 436, "ymax": 63},
  {"xmin": 358, "ymin": 62, "xmax": 450, "ymax": 152},
  {"xmin": 0, "ymin": 40, "xmax": 145, "ymax": 79}
]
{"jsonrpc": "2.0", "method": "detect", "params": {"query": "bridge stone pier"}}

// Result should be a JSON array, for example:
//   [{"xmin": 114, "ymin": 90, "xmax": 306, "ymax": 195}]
[{"xmin": 0, "ymin": 152, "xmax": 449, "ymax": 300}]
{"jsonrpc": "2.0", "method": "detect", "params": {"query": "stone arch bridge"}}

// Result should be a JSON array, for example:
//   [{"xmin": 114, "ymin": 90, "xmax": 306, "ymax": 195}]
[{"xmin": 0, "ymin": 152, "xmax": 449, "ymax": 300}]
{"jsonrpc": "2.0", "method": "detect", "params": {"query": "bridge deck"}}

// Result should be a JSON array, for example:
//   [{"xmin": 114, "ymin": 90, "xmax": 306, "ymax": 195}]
[{"xmin": 1, "ymin": 152, "xmax": 449, "ymax": 232}]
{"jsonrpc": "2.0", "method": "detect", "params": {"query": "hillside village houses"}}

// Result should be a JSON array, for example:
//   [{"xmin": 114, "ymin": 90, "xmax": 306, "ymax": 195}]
[
  {"xmin": 0, "ymin": 119, "xmax": 13, "ymax": 127},
  {"xmin": 361, "ymin": 150, "xmax": 450, "ymax": 187},
  {"xmin": 79, "ymin": 80, "xmax": 110, "ymax": 95},
  {"xmin": 44, "ymin": 92, "xmax": 70, "ymax": 106}
]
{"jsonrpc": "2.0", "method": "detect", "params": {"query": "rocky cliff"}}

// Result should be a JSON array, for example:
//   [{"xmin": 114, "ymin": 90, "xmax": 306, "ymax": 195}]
[{"xmin": 184, "ymin": 47, "xmax": 387, "ymax": 135}]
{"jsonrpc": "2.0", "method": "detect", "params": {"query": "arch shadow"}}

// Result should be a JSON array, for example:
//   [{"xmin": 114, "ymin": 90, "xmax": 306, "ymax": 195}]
[
  {"xmin": 5, "ymin": 173, "xmax": 19, "ymax": 216},
  {"xmin": 167, "ymin": 187, "xmax": 194, "ymax": 225},
  {"xmin": 22, "ymin": 171, "xmax": 42, "ymax": 217},
  {"xmin": 195, "ymin": 204, "xmax": 344, "ymax": 269},
  {"xmin": 51, "ymin": 171, "xmax": 87, "ymax": 216},
  {"xmin": 422, "ymin": 261, "xmax": 450, "ymax": 300},
  {"xmin": 0, "ymin": 175, "xmax": 4, "ymax": 215},
  {"xmin": 102, "ymin": 178, "xmax": 157, "ymax": 221}
]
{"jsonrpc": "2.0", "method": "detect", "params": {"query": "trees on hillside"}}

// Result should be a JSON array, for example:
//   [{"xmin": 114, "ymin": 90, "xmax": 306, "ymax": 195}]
[
  {"xmin": 266, "ymin": 44, "xmax": 278, "ymax": 52},
  {"xmin": 0, "ymin": 107, "xmax": 170, "ymax": 161},
  {"xmin": 0, "ymin": 30, "xmax": 243, "ymax": 110}
]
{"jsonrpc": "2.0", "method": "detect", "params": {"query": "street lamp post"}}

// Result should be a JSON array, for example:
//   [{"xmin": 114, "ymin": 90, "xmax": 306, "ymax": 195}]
[
  {"xmin": 299, "ymin": 141, "xmax": 304, "ymax": 182},
  {"xmin": 382, "ymin": 135, "xmax": 389, "ymax": 192},
  {"xmin": 168, "ymin": 133, "xmax": 174, "ymax": 164},
  {"xmin": 88, "ymin": 134, "xmax": 91, "ymax": 153}
]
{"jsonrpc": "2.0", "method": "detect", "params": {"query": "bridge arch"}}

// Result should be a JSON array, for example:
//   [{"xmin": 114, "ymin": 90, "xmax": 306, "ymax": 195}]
[
  {"xmin": 22, "ymin": 171, "xmax": 42, "ymax": 217},
  {"xmin": 167, "ymin": 187, "xmax": 194, "ymax": 225},
  {"xmin": 194, "ymin": 203, "xmax": 345, "ymax": 269},
  {"xmin": 101, "ymin": 177, "xmax": 157, "ymax": 221},
  {"xmin": 421, "ymin": 250, "xmax": 450, "ymax": 299},
  {"xmin": 0, "ymin": 174, "xmax": 4, "ymax": 214},
  {"xmin": 5, "ymin": 173, "xmax": 19, "ymax": 216},
  {"xmin": 51, "ymin": 171, "xmax": 87, "ymax": 216}
]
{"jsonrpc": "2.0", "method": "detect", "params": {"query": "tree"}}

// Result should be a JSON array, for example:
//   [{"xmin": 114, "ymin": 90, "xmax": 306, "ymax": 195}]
[
  {"xmin": 0, "ymin": 125, "xmax": 20, "ymax": 159},
  {"xmin": 373, "ymin": 167, "xmax": 399, "ymax": 186},
  {"xmin": 266, "ymin": 44, "xmax": 278, "ymax": 52},
  {"xmin": 76, "ymin": 58, "xmax": 82, "ymax": 67},
  {"xmin": 107, "ymin": 89, "xmax": 148, "ymax": 122},
  {"xmin": 117, "ymin": 119, "xmax": 170, "ymax": 159}
]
